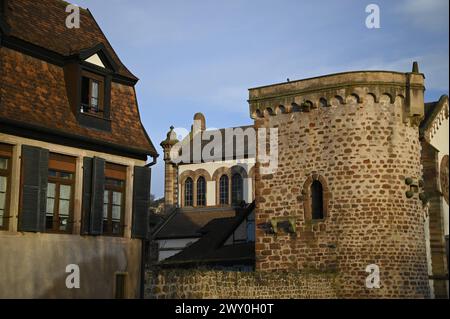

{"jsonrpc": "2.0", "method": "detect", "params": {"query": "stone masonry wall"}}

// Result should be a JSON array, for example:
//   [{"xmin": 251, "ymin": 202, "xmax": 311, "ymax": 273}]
[
  {"xmin": 145, "ymin": 269, "xmax": 338, "ymax": 299},
  {"xmin": 253, "ymin": 91, "xmax": 431, "ymax": 298}
]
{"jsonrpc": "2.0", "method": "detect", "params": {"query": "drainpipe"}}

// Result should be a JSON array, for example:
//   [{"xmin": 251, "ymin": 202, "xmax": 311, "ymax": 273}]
[{"xmin": 140, "ymin": 155, "xmax": 157, "ymax": 299}]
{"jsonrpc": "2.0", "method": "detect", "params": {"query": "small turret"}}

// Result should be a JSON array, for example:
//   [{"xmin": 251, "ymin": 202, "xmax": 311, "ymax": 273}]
[{"xmin": 160, "ymin": 126, "xmax": 179, "ymax": 210}]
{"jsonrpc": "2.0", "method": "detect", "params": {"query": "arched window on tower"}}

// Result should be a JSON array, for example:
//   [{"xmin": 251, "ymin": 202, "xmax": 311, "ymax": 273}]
[
  {"xmin": 311, "ymin": 180, "xmax": 324, "ymax": 220},
  {"xmin": 232, "ymin": 173, "xmax": 243, "ymax": 205},
  {"xmin": 196, "ymin": 176, "xmax": 206, "ymax": 207},
  {"xmin": 219, "ymin": 175, "xmax": 229, "ymax": 205},
  {"xmin": 184, "ymin": 178, "xmax": 193, "ymax": 207}
]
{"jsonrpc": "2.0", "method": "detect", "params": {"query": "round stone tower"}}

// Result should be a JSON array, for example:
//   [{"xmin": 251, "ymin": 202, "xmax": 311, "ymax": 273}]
[{"xmin": 249, "ymin": 64, "xmax": 430, "ymax": 298}]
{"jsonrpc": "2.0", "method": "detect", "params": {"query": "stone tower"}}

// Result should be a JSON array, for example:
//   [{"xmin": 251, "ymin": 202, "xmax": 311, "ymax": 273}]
[
  {"xmin": 249, "ymin": 64, "xmax": 431, "ymax": 298},
  {"xmin": 161, "ymin": 126, "xmax": 179, "ymax": 211}
]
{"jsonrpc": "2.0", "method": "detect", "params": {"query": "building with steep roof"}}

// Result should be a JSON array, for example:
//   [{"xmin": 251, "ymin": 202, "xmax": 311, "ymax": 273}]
[
  {"xmin": 154, "ymin": 113, "xmax": 256, "ymax": 263},
  {"xmin": 0, "ymin": 0, "xmax": 157, "ymax": 298}
]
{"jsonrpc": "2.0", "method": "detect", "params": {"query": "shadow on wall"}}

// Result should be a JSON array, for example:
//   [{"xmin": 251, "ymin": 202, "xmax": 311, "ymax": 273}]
[{"xmin": 37, "ymin": 255, "xmax": 120, "ymax": 299}]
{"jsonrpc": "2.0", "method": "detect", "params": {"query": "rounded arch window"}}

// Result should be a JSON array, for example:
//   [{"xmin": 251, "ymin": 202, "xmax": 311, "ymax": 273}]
[
  {"xmin": 232, "ymin": 173, "xmax": 244, "ymax": 205},
  {"xmin": 311, "ymin": 180, "xmax": 324, "ymax": 220},
  {"xmin": 196, "ymin": 176, "xmax": 206, "ymax": 207},
  {"xmin": 219, "ymin": 175, "xmax": 229, "ymax": 205},
  {"xmin": 184, "ymin": 177, "xmax": 193, "ymax": 207}
]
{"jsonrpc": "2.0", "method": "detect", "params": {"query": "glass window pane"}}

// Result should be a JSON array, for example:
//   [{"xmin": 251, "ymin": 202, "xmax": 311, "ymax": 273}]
[
  {"xmin": 0, "ymin": 209, "xmax": 4, "ymax": 227},
  {"xmin": 48, "ymin": 170, "xmax": 57, "ymax": 178},
  {"xmin": 60, "ymin": 172, "xmax": 73, "ymax": 180},
  {"xmin": 106, "ymin": 179, "xmax": 124, "ymax": 188},
  {"xmin": 0, "ymin": 192, "xmax": 5, "ymax": 210},
  {"xmin": 59, "ymin": 199, "xmax": 70, "ymax": 217},
  {"xmin": 112, "ymin": 192, "xmax": 122, "ymax": 206},
  {"xmin": 0, "ymin": 176, "xmax": 7, "ymax": 192},
  {"xmin": 0, "ymin": 158, "xmax": 8, "ymax": 170},
  {"xmin": 91, "ymin": 81, "xmax": 99, "ymax": 99},
  {"xmin": 47, "ymin": 183, "xmax": 56, "ymax": 198},
  {"xmin": 112, "ymin": 205, "xmax": 121, "ymax": 221},
  {"xmin": 103, "ymin": 204, "xmax": 108, "ymax": 219},
  {"xmin": 59, "ymin": 185, "xmax": 71, "ymax": 200},
  {"xmin": 46, "ymin": 198, "xmax": 54, "ymax": 216}
]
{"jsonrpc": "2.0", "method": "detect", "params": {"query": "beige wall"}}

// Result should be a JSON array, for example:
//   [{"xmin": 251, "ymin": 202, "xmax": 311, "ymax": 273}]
[
  {"xmin": 0, "ymin": 133, "xmax": 147, "ymax": 298},
  {"xmin": 0, "ymin": 232, "xmax": 142, "ymax": 298},
  {"xmin": 429, "ymin": 106, "xmax": 449, "ymax": 236},
  {"xmin": 178, "ymin": 158, "xmax": 255, "ymax": 206}
]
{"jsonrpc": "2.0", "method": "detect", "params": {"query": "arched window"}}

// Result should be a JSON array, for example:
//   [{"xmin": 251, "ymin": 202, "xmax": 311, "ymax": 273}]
[
  {"xmin": 184, "ymin": 178, "xmax": 193, "ymax": 207},
  {"xmin": 311, "ymin": 180, "xmax": 324, "ymax": 220},
  {"xmin": 196, "ymin": 176, "xmax": 206, "ymax": 207},
  {"xmin": 232, "ymin": 173, "xmax": 243, "ymax": 205},
  {"xmin": 219, "ymin": 175, "xmax": 229, "ymax": 205}
]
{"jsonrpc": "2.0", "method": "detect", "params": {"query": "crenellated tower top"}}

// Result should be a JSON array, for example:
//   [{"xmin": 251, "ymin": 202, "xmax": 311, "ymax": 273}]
[{"xmin": 248, "ymin": 63, "xmax": 425, "ymax": 127}]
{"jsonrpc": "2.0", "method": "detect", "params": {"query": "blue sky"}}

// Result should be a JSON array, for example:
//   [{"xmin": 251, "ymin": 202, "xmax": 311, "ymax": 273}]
[{"xmin": 74, "ymin": 0, "xmax": 449, "ymax": 198}]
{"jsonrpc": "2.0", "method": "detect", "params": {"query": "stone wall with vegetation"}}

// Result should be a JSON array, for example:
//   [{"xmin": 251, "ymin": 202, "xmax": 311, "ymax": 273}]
[{"xmin": 145, "ymin": 269, "xmax": 338, "ymax": 299}]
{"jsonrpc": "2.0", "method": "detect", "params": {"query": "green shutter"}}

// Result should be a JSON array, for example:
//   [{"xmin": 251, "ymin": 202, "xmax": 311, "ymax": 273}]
[
  {"xmin": 132, "ymin": 166, "xmax": 151, "ymax": 239},
  {"xmin": 81, "ymin": 157, "xmax": 105, "ymax": 235},
  {"xmin": 81, "ymin": 157, "xmax": 93, "ymax": 235},
  {"xmin": 19, "ymin": 145, "xmax": 48, "ymax": 232},
  {"xmin": 89, "ymin": 157, "xmax": 105, "ymax": 235}
]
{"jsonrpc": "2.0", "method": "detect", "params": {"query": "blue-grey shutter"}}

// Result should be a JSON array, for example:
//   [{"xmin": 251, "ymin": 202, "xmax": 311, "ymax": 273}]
[
  {"xmin": 132, "ymin": 166, "xmax": 151, "ymax": 239},
  {"xmin": 81, "ymin": 157, "xmax": 93, "ymax": 235},
  {"xmin": 89, "ymin": 157, "xmax": 105, "ymax": 235},
  {"xmin": 19, "ymin": 145, "xmax": 48, "ymax": 232}
]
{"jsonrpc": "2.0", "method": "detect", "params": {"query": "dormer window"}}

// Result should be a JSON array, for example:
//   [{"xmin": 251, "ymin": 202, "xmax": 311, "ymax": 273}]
[{"xmin": 81, "ymin": 71, "xmax": 105, "ymax": 116}]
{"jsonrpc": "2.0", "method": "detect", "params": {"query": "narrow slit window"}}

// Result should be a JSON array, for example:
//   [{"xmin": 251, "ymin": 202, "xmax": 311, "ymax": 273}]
[{"xmin": 311, "ymin": 180, "xmax": 324, "ymax": 220}]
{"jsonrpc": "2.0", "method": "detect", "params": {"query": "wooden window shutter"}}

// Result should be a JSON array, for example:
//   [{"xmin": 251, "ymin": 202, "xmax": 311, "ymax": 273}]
[
  {"xmin": 81, "ymin": 157, "xmax": 106, "ymax": 235},
  {"xmin": 81, "ymin": 157, "xmax": 93, "ymax": 235},
  {"xmin": 89, "ymin": 157, "xmax": 105, "ymax": 235},
  {"xmin": 132, "ymin": 166, "xmax": 151, "ymax": 239},
  {"xmin": 19, "ymin": 145, "xmax": 49, "ymax": 232}
]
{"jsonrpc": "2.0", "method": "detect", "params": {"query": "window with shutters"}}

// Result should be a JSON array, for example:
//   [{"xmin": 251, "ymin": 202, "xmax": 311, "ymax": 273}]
[
  {"xmin": 46, "ymin": 154, "xmax": 76, "ymax": 233},
  {"xmin": 184, "ymin": 178, "xmax": 193, "ymax": 207},
  {"xmin": 80, "ymin": 70, "xmax": 105, "ymax": 117},
  {"xmin": 103, "ymin": 163, "xmax": 126, "ymax": 237},
  {"xmin": 196, "ymin": 176, "xmax": 206, "ymax": 207},
  {"xmin": 219, "ymin": 175, "xmax": 229, "ymax": 205},
  {"xmin": 0, "ymin": 143, "xmax": 12, "ymax": 231},
  {"xmin": 232, "ymin": 173, "xmax": 243, "ymax": 205}
]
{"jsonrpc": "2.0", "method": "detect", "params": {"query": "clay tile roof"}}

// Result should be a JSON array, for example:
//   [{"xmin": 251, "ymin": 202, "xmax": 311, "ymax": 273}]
[
  {"xmin": 153, "ymin": 207, "xmax": 237, "ymax": 239},
  {"xmin": 4, "ymin": 0, "xmax": 136, "ymax": 80},
  {"xmin": 160, "ymin": 202, "xmax": 256, "ymax": 266},
  {"xmin": 0, "ymin": 0, "xmax": 157, "ymax": 157}
]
